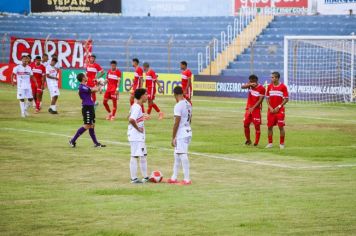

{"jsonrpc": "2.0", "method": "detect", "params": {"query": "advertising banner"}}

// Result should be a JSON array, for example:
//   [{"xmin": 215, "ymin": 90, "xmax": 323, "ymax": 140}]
[
  {"xmin": 122, "ymin": 72, "xmax": 192, "ymax": 96},
  {"xmin": 61, "ymin": 68, "xmax": 123, "ymax": 92},
  {"xmin": 235, "ymin": 0, "xmax": 308, "ymax": 15},
  {"xmin": 0, "ymin": 63, "xmax": 16, "ymax": 84},
  {"xmin": 316, "ymin": 0, "xmax": 355, "ymax": 15},
  {"xmin": 9, "ymin": 37, "xmax": 92, "ymax": 69},
  {"xmin": 31, "ymin": 0, "xmax": 121, "ymax": 14}
]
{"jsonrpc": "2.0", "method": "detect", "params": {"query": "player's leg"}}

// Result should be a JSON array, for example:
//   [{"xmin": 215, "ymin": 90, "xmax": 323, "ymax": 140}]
[
  {"xmin": 168, "ymin": 153, "xmax": 181, "ymax": 183},
  {"xmin": 147, "ymin": 99, "xmax": 153, "ymax": 114},
  {"xmin": 31, "ymin": 83, "xmax": 36, "ymax": 108},
  {"xmin": 129, "ymin": 92, "xmax": 134, "ymax": 106},
  {"xmin": 69, "ymin": 106, "xmax": 91, "ymax": 147},
  {"xmin": 266, "ymin": 112, "xmax": 276, "ymax": 148},
  {"xmin": 252, "ymin": 109, "xmax": 262, "ymax": 146},
  {"xmin": 103, "ymin": 92, "xmax": 111, "ymax": 120},
  {"xmin": 49, "ymin": 95, "xmax": 58, "ymax": 114},
  {"xmin": 19, "ymin": 99, "xmax": 26, "ymax": 117},
  {"xmin": 277, "ymin": 112, "xmax": 286, "ymax": 149},
  {"xmin": 139, "ymin": 144, "xmax": 149, "ymax": 182},
  {"xmin": 17, "ymin": 88, "xmax": 26, "ymax": 117},
  {"xmin": 110, "ymin": 93, "xmax": 118, "ymax": 121},
  {"xmin": 129, "ymin": 142, "xmax": 143, "ymax": 183},
  {"xmin": 88, "ymin": 109, "xmax": 105, "ymax": 148},
  {"xmin": 24, "ymin": 89, "xmax": 33, "ymax": 116},
  {"xmin": 243, "ymin": 111, "xmax": 252, "ymax": 145},
  {"xmin": 175, "ymin": 137, "xmax": 192, "ymax": 185},
  {"xmin": 35, "ymin": 89, "xmax": 41, "ymax": 112}
]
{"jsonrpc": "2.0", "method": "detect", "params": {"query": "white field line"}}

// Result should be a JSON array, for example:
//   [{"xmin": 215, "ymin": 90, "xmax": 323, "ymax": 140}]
[{"xmin": 1, "ymin": 127, "xmax": 356, "ymax": 170}]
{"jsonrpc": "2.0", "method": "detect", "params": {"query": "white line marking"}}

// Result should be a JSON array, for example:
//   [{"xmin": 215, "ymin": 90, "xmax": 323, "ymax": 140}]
[{"xmin": 1, "ymin": 127, "xmax": 356, "ymax": 170}]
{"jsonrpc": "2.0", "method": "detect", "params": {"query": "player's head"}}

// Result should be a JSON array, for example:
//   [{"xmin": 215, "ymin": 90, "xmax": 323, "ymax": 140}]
[
  {"xmin": 173, "ymin": 86, "xmax": 184, "ymax": 102},
  {"xmin": 248, "ymin": 74, "xmax": 258, "ymax": 87},
  {"xmin": 132, "ymin": 58, "xmax": 139, "ymax": 67},
  {"xmin": 89, "ymin": 54, "xmax": 96, "ymax": 63},
  {"xmin": 35, "ymin": 55, "xmax": 41, "ymax": 65},
  {"xmin": 110, "ymin": 60, "xmax": 117, "ymax": 70},
  {"xmin": 43, "ymin": 53, "xmax": 48, "ymax": 61},
  {"xmin": 50, "ymin": 58, "xmax": 58, "ymax": 66},
  {"xmin": 21, "ymin": 55, "xmax": 28, "ymax": 65},
  {"xmin": 26, "ymin": 54, "xmax": 31, "ymax": 64},
  {"xmin": 134, "ymin": 88, "xmax": 148, "ymax": 102},
  {"xmin": 77, "ymin": 73, "xmax": 88, "ymax": 83},
  {"xmin": 271, "ymin": 71, "xmax": 280, "ymax": 84},
  {"xmin": 180, "ymin": 61, "xmax": 187, "ymax": 70},
  {"xmin": 143, "ymin": 62, "xmax": 150, "ymax": 72}
]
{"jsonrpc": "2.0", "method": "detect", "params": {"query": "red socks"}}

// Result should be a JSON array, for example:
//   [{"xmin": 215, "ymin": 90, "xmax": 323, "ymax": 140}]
[
  {"xmin": 91, "ymin": 93, "xmax": 96, "ymax": 102},
  {"xmin": 244, "ymin": 125, "xmax": 250, "ymax": 142},
  {"xmin": 103, "ymin": 99, "xmax": 111, "ymax": 113},
  {"xmin": 147, "ymin": 103, "xmax": 160, "ymax": 114},
  {"xmin": 280, "ymin": 135, "xmax": 285, "ymax": 145},
  {"xmin": 112, "ymin": 99, "xmax": 117, "ymax": 117},
  {"xmin": 268, "ymin": 134, "xmax": 273, "ymax": 144},
  {"xmin": 141, "ymin": 104, "xmax": 145, "ymax": 113},
  {"xmin": 254, "ymin": 125, "xmax": 261, "ymax": 145}
]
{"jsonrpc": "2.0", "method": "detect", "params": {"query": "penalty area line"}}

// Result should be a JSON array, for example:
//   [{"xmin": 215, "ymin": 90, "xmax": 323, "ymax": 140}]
[{"xmin": 1, "ymin": 127, "xmax": 356, "ymax": 170}]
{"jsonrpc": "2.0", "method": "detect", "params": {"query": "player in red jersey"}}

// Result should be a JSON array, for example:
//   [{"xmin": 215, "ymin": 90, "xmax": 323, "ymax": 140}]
[
  {"xmin": 86, "ymin": 55, "xmax": 104, "ymax": 106},
  {"xmin": 265, "ymin": 72, "xmax": 289, "ymax": 149},
  {"xmin": 180, "ymin": 61, "xmax": 192, "ymax": 104},
  {"xmin": 130, "ymin": 58, "xmax": 144, "ymax": 111},
  {"xmin": 103, "ymin": 60, "xmax": 121, "ymax": 121},
  {"xmin": 143, "ymin": 62, "xmax": 164, "ymax": 120},
  {"xmin": 30, "ymin": 56, "xmax": 46, "ymax": 113},
  {"xmin": 241, "ymin": 74, "xmax": 266, "ymax": 146}
]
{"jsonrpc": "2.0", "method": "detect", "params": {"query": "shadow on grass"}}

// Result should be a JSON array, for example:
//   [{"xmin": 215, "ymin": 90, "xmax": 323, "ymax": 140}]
[{"xmin": 93, "ymin": 188, "xmax": 160, "ymax": 197}]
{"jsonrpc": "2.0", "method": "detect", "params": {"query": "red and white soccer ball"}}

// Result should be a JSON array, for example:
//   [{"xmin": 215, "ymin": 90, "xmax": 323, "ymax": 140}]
[{"xmin": 149, "ymin": 170, "xmax": 163, "ymax": 183}]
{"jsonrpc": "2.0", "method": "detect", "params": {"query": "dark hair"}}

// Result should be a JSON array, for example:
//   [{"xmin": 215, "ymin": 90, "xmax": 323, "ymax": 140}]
[
  {"xmin": 90, "ymin": 54, "xmax": 96, "ymax": 58},
  {"xmin": 272, "ymin": 71, "xmax": 280, "ymax": 79},
  {"xmin": 173, "ymin": 86, "xmax": 183, "ymax": 95},
  {"xmin": 52, "ymin": 54, "xmax": 58, "ymax": 58},
  {"xmin": 143, "ymin": 62, "xmax": 149, "ymax": 68},
  {"xmin": 110, "ymin": 60, "xmax": 117, "ymax": 65},
  {"xmin": 27, "ymin": 54, "xmax": 31, "ymax": 59},
  {"xmin": 132, "ymin": 58, "xmax": 139, "ymax": 64},
  {"xmin": 134, "ymin": 88, "xmax": 147, "ymax": 100},
  {"xmin": 43, "ymin": 53, "xmax": 48, "ymax": 57},
  {"xmin": 21, "ymin": 55, "xmax": 28, "ymax": 59},
  {"xmin": 52, "ymin": 58, "xmax": 58, "ymax": 63},
  {"xmin": 249, "ymin": 74, "xmax": 258, "ymax": 81},
  {"xmin": 77, "ymin": 73, "xmax": 85, "ymax": 82},
  {"xmin": 180, "ymin": 61, "xmax": 187, "ymax": 67},
  {"xmin": 35, "ymin": 55, "xmax": 41, "ymax": 60}
]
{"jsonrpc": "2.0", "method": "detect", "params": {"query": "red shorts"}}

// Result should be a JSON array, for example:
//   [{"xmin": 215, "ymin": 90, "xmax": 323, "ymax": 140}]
[
  {"xmin": 87, "ymin": 78, "xmax": 97, "ymax": 87},
  {"xmin": 183, "ymin": 86, "xmax": 192, "ymax": 100},
  {"xmin": 104, "ymin": 91, "xmax": 118, "ymax": 100},
  {"xmin": 267, "ymin": 111, "xmax": 285, "ymax": 127},
  {"xmin": 243, "ymin": 109, "xmax": 262, "ymax": 126},
  {"xmin": 31, "ymin": 82, "xmax": 43, "ymax": 95},
  {"xmin": 147, "ymin": 86, "xmax": 156, "ymax": 100}
]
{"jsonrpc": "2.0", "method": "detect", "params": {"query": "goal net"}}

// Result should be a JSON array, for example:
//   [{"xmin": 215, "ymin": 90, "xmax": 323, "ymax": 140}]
[{"xmin": 284, "ymin": 36, "xmax": 356, "ymax": 103}]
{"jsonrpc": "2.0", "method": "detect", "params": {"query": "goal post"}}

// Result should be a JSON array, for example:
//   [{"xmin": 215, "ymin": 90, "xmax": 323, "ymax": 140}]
[{"xmin": 284, "ymin": 35, "xmax": 356, "ymax": 103}]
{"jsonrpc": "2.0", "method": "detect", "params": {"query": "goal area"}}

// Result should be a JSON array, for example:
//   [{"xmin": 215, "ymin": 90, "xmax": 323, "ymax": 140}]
[{"xmin": 284, "ymin": 36, "xmax": 356, "ymax": 103}]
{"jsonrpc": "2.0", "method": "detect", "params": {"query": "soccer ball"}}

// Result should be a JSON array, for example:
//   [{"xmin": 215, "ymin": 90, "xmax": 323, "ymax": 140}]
[
  {"xmin": 97, "ymin": 77, "xmax": 105, "ymax": 86},
  {"xmin": 149, "ymin": 170, "xmax": 163, "ymax": 183}
]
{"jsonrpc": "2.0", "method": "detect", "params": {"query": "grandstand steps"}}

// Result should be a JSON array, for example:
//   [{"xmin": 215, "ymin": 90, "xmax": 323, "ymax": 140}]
[{"xmin": 200, "ymin": 15, "xmax": 274, "ymax": 75}]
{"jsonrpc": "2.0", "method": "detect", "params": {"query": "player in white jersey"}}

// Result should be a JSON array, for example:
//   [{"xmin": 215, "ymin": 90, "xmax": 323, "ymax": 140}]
[
  {"xmin": 11, "ymin": 55, "xmax": 37, "ymax": 117},
  {"xmin": 168, "ymin": 86, "xmax": 193, "ymax": 185},
  {"xmin": 46, "ymin": 58, "xmax": 60, "ymax": 114},
  {"xmin": 128, "ymin": 88, "xmax": 150, "ymax": 184}
]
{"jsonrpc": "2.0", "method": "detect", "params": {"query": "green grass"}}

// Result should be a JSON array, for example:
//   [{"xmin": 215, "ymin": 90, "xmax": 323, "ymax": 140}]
[{"xmin": 0, "ymin": 83, "xmax": 355, "ymax": 235}]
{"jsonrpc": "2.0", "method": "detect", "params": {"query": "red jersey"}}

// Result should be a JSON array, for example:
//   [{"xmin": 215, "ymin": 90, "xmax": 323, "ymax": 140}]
[
  {"xmin": 266, "ymin": 83, "xmax": 289, "ymax": 111},
  {"xmin": 30, "ymin": 63, "xmax": 46, "ymax": 85},
  {"xmin": 246, "ymin": 84, "xmax": 266, "ymax": 110},
  {"xmin": 106, "ymin": 69, "xmax": 121, "ymax": 92},
  {"xmin": 145, "ymin": 69, "xmax": 157, "ymax": 89},
  {"xmin": 86, "ymin": 63, "xmax": 103, "ymax": 80},
  {"xmin": 181, "ymin": 69, "xmax": 192, "ymax": 90},
  {"xmin": 133, "ymin": 66, "xmax": 143, "ymax": 90}
]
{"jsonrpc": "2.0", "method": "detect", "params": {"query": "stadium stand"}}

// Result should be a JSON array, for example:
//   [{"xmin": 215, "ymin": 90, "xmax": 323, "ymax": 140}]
[
  {"xmin": 222, "ymin": 15, "xmax": 356, "ymax": 77},
  {"xmin": 0, "ymin": 15, "xmax": 236, "ymax": 73}
]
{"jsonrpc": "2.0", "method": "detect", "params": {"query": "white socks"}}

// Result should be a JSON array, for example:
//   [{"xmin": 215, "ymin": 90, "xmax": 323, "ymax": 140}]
[
  {"xmin": 171, "ymin": 153, "xmax": 181, "ymax": 180},
  {"xmin": 172, "ymin": 153, "xmax": 190, "ymax": 181},
  {"xmin": 50, "ymin": 105, "xmax": 57, "ymax": 111},
  {"xmin": 139, "ymin": 156, "xmax": 148, "ymax": 178},
  {"xmin": 19, "ymin": 101, "xmax": 25, "ymax": 115},
  {"xmin": 130, "ymin": 157, "xmax": 138, "ymax": 180}
]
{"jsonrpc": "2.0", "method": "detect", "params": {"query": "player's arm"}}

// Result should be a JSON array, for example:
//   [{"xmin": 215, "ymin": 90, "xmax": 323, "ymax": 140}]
[
  {"xmin": 129, "ymin": 118, "xmax": 143, "ymax": 133},
  {"xmin": 46, "ymin": 73, "xmax": 58, "ymax": 80},
  {"xmin": 41, "ymin": 73, "xmax": 45, "ymax": 90},
  {"xmin": 96, "ymin": 69, "xmax": 104, "ymax": 80},
  {"xmin": 90, "ymin": 84, "xmax": 103, "ymax": 93},
  {"xmin": 172, "ymin": 115, "xmax": 181, "ymax": 147},
  {"xmin": 30, "ymin": 75, "xmax": 38, "ymax": 88},
  {"xmin": 249, "ymin": 95, "xmax": 264, "ymax": 113},
  {"xmin": 185, "ymin": 75, "xmax": 192, "ymax": 93},
  {"xmin": 11, "ymin": 73, "xmax": 16, "ymax": 86},
  {"xmin": 274, "ymin": 97, "xmax": 289, "ymax": 113},
  {"xmin": 138, "ymin": 76, "xmax": 143, "ymax": 88},
  {"xmin": 241, "ymin": 82, "xmax": 252, "ymax": 89},
  {"xmin": 155, "ymin": 79, "xmax": 164, "ymax": 94}
]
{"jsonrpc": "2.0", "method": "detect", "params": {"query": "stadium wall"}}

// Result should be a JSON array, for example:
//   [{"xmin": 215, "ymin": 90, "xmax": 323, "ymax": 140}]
[
  {"xmin": 121, "ymin": 0, "xmax": 234, "ymax": 16},
  {"xmin": 0, "ymin": 0, "xmax": 29, "ymax": 14},
  {"xmin": 316, "ymin": 0, "xmax": 356, "ymax": 15}
]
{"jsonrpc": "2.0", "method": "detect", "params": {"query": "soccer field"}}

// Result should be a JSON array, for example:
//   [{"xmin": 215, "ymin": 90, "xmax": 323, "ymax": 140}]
[{"xmin": 0, "ymin": 82, "xmax": 356, "ymax": 235}]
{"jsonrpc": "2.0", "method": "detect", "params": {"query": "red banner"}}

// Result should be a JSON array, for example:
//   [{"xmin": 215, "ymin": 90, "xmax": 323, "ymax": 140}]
[
  {"xmin": 0, "ymin": 63, "xmax": 15, "ymax": 84},
  {"xmin": 235, "ymin": 0, "xmax": 308, "ymax": 14},
  {"xmin": 9, "ymin": 37, "xmax": 92, "ymax": 69}
]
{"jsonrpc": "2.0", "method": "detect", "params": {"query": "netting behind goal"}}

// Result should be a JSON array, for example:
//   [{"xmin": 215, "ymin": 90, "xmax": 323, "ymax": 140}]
[{"xmin": 284, "ymin": 36, "xmax": 356, "ymax": 103}]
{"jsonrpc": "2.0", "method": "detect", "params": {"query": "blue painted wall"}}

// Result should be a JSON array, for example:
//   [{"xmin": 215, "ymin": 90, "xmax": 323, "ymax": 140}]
[{"xmin": 0, "ymin": 0, "xmax": 30, "ymax": 14}]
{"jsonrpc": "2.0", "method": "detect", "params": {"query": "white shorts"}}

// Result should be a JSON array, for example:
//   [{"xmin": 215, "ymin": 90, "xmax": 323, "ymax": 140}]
[
  {"xmin": 175, "ymin": 137, "xmax": 191, "ymax": 154},
  {"xmin": 48, "ymin": 85, "xmax": 60, "ymax": 98},
  {"xmin": 130, "ymin": 141, "xmax": 147, "ymax": 157},
  {"xmin": 17, "ymin": 88, "xmax": 33, "ymax": 100}
]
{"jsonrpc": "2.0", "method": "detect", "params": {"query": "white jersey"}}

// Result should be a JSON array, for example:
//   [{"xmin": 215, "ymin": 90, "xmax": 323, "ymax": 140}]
[
  {"xmin": 43, "ymin": 61, "xmax": 60, "ymax": 69},
  {"xmin": 128, "ymin": 103, "xmax": 145, "ymax": 142},
  {"xmin": 46, "ymin": 65, "xmax": 59, "ymax": 87},
  {"xmin": 174, "ymin": 99, "xmax": 192, "ymax": 139},
  {"xmin": 12, "ymin": 64, "xmax": 33, "ymax": 90}
]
